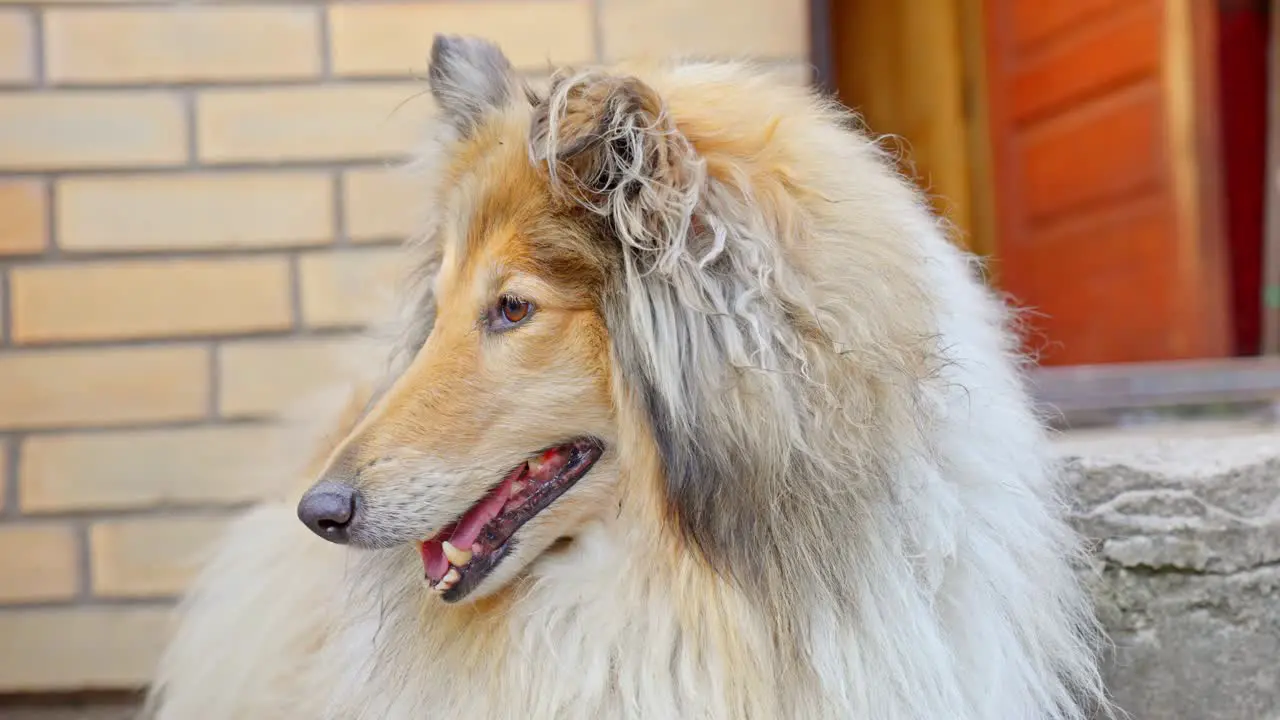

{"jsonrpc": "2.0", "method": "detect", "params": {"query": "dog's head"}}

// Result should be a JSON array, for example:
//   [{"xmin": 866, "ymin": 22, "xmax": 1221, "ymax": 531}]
[
  {"xmin": 297, "ymin": 37, "xmax": 620, "ymax": 603},
  {"xmin": 297, "ymin": 35, "xmax": 916, "ymax": 606}
]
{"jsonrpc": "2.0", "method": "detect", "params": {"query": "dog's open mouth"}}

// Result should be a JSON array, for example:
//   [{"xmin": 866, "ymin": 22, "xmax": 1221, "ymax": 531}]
[{"xmin": 418, "ymin": 437, "xmax": 604, "ymax": 602}]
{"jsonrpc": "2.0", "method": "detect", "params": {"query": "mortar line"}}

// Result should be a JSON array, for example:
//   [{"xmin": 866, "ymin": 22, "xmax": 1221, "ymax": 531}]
[
  {"xmin": 0, "ymin": 268, "xmax": 10, "ymax": 346},
  {"xmin": 207, "ymin": 340, "xmax": 222, "ymax": 420},
  {"xmin": 6, "ymin": 503, "xmax": 256, "ymax": 524},
  {"xmin": 0, "ymin": 159, "xmax": 417, "ymax": 179},
  {"xmin": 0, "ymin": 691, "xmax": 144, "ymax": 708},
  {"xmin": 0, "ymin": 324, "xmax": 365, "ymax": 352},
  {"xmin": 288, "ymin": 252, "xmax": 305, "ymax": 332},
  {"xmin": 317, "ymin": 1, "xmax": 333, "ymax": 79},
  {"xmin": 38, "ymin": 76, "xmax": 424, "ymax": 92},
  {"xmin": 2, "ymin": 435, "xmax": 19, "ymax": 518},
  {"xmin": 29, "ymin": 6, "xmax": 45, "ymax": 88},
  {"xmin": 43, "ymin": 173, "xmax": 57, "ymax": 255},
  {"xmin": 183, "ymin": 88, "xmax": 199, "ymax": 166},
  {"xmin": 17, "ymin": 66, "xmax": 569, "ymax": 93},
  {"xmin": 0, "ymin": 237, "xmax": 401, "ymax": 267},
  {"xmin": 74, "ymin": 517, "xmax": 92, "ymax": 601},
  {"xmin": 14, "ymin": 416, "xmax": 271, "ymax": 437},
  {"xmin": 591, "ymin": 0, "xmax": 606, "ymax": 63},
  {"xmin": 2, "ymin": 1, "xmax": 323, "ymax": 9},
  {"xmin": 0, "ymin": 596, "xmax": 181, "ymax": 612},
  {"xmin": 333, "ymin": 171, "xmax": 350, "ymax": 247}
]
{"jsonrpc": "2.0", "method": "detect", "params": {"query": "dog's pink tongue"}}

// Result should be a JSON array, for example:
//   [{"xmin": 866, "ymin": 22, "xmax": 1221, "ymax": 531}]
[
  {"xmin": 420, "ymin": 540, "xmax": 448, "ymax": 583},
  {"xmin": 449, "ymin": 472, "xmax": 516, "ymax": 550}
]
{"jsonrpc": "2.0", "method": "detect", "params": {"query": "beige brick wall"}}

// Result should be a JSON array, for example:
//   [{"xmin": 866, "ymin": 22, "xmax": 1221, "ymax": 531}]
[{"xmin": 0, "ymin": 0, "xmax": 810, "ymax": 693}]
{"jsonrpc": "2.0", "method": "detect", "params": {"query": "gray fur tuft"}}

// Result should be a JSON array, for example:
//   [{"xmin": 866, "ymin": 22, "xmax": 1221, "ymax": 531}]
[
  {"xmin": 530, "ymin": 69, "xmax": 897, "ymax": 635},
  {"xmin": 427, "ymin": 34, "xmax": 515, "ymax": 136}
]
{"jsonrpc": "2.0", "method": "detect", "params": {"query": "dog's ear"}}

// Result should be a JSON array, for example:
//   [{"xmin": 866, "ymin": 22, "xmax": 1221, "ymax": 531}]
[
  {"xmin": 531, "ymin": 70, "xmax": 816, "ymax": 594},
  {"xmin": 530, "ymin": 71, "xmax": 702, "ymax": 259},
  {"xmin": 428, "ymin": 34, "xmax": 517, "ymax": 137}
]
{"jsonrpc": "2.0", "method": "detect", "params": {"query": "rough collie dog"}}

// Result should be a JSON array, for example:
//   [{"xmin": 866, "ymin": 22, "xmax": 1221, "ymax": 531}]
[{"xmin": 146, "ymin": 35, "xmax": 1109, "ymax": 720}]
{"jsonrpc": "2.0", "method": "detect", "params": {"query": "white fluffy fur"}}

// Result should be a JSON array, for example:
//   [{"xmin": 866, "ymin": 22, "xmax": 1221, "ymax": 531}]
[{"xmin": 145, "ymin": 48, "xmax": 1110, "ymax": 720}]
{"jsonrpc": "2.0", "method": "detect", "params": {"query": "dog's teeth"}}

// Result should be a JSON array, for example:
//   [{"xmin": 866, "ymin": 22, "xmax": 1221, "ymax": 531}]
[
  {"xmin": 442, "ymin": 541, "xmax": 472, "ymax": 566},
  {"xmin": 510, "ymin": 479, "xmax": 526, "ymax": 495},
  {"xmin": 432, "ymin": 567, "xmax": 461, "ymax": 592},
  {"xmin": 525, "ymin": 458, "xmax": 543, "ymax": 477}
]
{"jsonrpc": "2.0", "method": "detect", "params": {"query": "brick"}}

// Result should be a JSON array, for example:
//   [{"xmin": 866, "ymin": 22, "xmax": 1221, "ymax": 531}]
[
  {"xmin": 329, "ymin": 1, "xmax": 592, "ymax": 77},
  {"xmin": 58, "ymin": 172, "xmax": 333, "ymax": 253},
  {"xmin": 299, "ymin": 247, "xmax": 405, "ymax": 328},
  {"xmin": 46, "ymin": 6, "xmax": 320, "ymax": 84},
  {"xmin": 0, "ymin": 607, "xmax": 171, "ymax": 691},
  {"xmin": 0, "ymin": 346, "xmax": 208, "ymax": 429},
  {"xmin": 343, "ymin": 167, "xmax": 426, "ymax": 242},
  {"xmin": 11, "ymin": 257, "xmax": 293, "ymax": 343},
  {"xmin": 20, "ymin": 425, "xmax": 289, "ymax": 513},
  {"xmin": 600, "ymin": 0, "xmax": 807, "ymax": 61},
  {"xmin": 0, "ymin": 91, "xmax": 185, "ymax": 170},
  {"xmin": 0, "ymin": 10, "xmax": 34, "ymax": 84},
  {"xmin": 91, "ymin": 516, "xmax": 229, "ymax": 597},
  {"xmin": 0, "ymin": 525, "xmax": 79, "ymax": 602},
  {"xmin": 220, "ymin": 336, "xmax": 380, "ymax": 418},
  {"xmin": 0, "ymin": 179, "xmax": 46, "ymax": 255},
  {"xmin": 197, "ymin": 84, "xmax": 425, "ymax": 164}
]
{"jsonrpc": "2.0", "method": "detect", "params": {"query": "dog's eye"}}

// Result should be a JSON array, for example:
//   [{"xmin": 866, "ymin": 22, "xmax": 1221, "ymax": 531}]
[{"xmin": 487, "ymin": 295, "xmax": 534, "ymax": 331}]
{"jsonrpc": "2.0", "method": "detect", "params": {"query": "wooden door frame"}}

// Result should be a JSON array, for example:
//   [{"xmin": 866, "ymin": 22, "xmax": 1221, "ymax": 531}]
[
  {"xmin": 1264, "ymin": 0, "xmax": 1280, "ymax": 353},
  {"xmin": 809, "ymin": 0, "xmax": 836, "ymax": 94},
  {"xmin": 807, "ymin": 0, "xmax": 1278, "ymax": 423},
  {"xmin": 814, "ymin": 0, "xmax": 994, "ymax": 257},
  {"xmin": 1165, "ymin": 0, "xmax": 1233, "ymax": 359}
]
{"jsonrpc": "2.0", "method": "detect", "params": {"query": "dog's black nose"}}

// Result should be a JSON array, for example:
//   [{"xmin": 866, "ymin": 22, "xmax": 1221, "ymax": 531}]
[{"xmin": 297, "ymin": 482, "xmax": 360, "ymax": 544}]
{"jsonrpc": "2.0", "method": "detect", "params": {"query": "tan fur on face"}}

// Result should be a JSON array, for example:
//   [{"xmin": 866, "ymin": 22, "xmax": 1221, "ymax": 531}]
[{"xmin": 315, "ymin": 118, "xmax": 619, "ymax": 600}]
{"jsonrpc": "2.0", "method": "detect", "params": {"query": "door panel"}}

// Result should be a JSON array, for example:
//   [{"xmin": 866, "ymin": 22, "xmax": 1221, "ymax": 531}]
[
  {"xmin": 1019, "ymin": 83, "xmax": 1164, "ymax": 222},
  {"xmin": 1010, "ymin": 0, "xmax": 1127, "ymax": 51},
  {"xmin": 984, "ymin": 0, "xmax": 1230, "ymax": 365},
  {"xmin": 1010, "ymin": 2, "xmax": 1162, "ymax": 123},
  {"xmin": 830, "ymin": 0, "xmax": 976, "ymax": 249}
]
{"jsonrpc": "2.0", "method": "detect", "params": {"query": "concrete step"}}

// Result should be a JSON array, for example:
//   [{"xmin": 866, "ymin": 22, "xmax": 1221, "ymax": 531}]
[{"xmin": 1058, "ymin": 419, "xmax": 1280, "ymax": 720}]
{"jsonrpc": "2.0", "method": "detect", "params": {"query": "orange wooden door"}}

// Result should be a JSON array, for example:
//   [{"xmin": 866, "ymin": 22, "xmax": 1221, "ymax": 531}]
[{"xmin": 982, "ymin": 0, "xmax": 1231, "ymax": 365}]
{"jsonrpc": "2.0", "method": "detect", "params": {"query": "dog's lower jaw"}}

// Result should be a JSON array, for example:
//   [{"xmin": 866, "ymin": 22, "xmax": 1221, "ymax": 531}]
[{"xmin": 416, "ymin": 438, "xmax": 606, "ymax": 601}]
